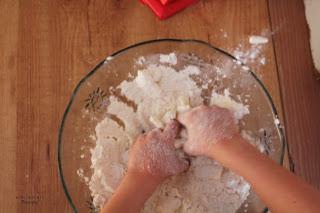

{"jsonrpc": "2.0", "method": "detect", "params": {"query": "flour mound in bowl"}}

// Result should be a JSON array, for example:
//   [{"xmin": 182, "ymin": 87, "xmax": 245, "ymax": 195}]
[{"xmin": 89, "ymin": 56, "xmax": 258, "ymax": 212}]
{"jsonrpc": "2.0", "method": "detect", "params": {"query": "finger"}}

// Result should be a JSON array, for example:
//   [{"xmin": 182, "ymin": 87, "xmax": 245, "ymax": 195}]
[
  {"xmin": 149, "ymin": 128, "xmax": 162, "ymax": 135},
  {"xmin": 137, "ymin": 132, "xmax": 147, "ymax": 141},
  {"xmin": 177, "ymin": 105, "xmax": 203, "ymax": 125},
  {"xmin": 147, "ymin": 128, "xmax": 162, "ymax": 142},
  {"xmin": 163, "ymin": 119, "xmax": 180, "ymax": 140},
  {"xmin": 177, "ymin": 112, "xmax": 189, "ymax": 126},
  {"xmin": 178, "ymin": 158, "xmax": 190, "ymax": 173},
  {"xmin": 183, "ymin": 141, "xmax": 197, "ymax": 156}
]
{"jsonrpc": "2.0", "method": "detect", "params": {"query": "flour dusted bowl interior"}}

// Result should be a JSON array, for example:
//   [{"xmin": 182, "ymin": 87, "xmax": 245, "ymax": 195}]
[{"xmin": 58, "ymin": 39, "xmax": 285, "ymax": 213}]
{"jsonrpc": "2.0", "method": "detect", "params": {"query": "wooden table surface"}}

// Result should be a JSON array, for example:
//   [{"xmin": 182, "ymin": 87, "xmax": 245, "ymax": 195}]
[{"xmin": 0, "ymin": 0, "xmax": 319, "ymax": 212}]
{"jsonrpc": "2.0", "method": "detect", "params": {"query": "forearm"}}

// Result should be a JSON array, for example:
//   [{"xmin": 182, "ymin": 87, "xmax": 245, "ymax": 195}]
[
  {"xmin": 211, "ymin": 136, "xmax": 320, "ymax": 213},
  {"xmin": 101, "ymin": 172, "xmax": 160, "ymax": 213}
]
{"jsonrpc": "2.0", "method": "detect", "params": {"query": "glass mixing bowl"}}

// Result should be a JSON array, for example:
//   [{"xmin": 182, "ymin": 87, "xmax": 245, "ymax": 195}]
[{"xmin": 58, "ymin": 39, "xmax": 285, "ymax": 213}]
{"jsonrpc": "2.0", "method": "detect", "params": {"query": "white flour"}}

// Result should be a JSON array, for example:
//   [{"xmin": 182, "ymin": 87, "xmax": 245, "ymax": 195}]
[
  {"xmin": 233, "ymin": 44, "xmax": 266, "ymax": 66},
  {"xmin": 249, "ymin": 36, "xmax": 269, "ymax": 45},
  {"xmin": 159, "ymin": 53, "xmax": 178, "ymax": 65},
  {"xmin": 232, "ymin": 33, "xmax": 269, "ymax": 70},
  {"xmin": 88, "ymin": 54, "xmax": 262, "ymax": 212}
]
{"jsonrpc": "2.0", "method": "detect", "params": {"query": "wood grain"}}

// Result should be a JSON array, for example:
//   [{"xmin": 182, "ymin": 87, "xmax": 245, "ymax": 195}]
[
  {"xmin": 268, "ymin": 0, "xmax": 320, "ymax": 188},
  {"xmin": 0, "ymin": 0, "xmax": 18, "ymax": 211},
  {"xmin": 1, "ymin": 0, "xmax": 286, "ymax": 212}
]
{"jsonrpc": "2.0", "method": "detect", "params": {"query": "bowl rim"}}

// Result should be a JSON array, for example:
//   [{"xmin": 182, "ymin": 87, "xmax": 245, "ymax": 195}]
[{"xmin": 57, "ymin": 38, "xmax": 286, "ymax": 212}]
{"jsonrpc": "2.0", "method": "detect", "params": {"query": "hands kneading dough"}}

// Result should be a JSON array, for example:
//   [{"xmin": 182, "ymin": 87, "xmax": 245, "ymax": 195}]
[
  {"xmin": 178, "ymin": 105, "xmax": 238, "ymax": 157},
  {"xmin": 128, "ymin": 120, "xmax": 189, "ymax": 182},
  {"xmin": 128, "ymin": 105, "xmax": 238, "ymax": 180}
]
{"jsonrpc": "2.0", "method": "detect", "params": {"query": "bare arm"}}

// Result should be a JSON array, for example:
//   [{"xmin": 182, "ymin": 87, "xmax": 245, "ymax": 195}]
[
  {"xmin": 101, "ymin": 120, "xmax": 189, "ymax": 213},
  {"xmin": 100, "ymin": 172, "xmax": 159, "ymax": 213},
  {"xmin": 179, "ymin": 105, "xmax": 320, "ymax": 213},
  {"xmin": 213, "ymin": 135, "xmax": 320, "ymax": 213}
]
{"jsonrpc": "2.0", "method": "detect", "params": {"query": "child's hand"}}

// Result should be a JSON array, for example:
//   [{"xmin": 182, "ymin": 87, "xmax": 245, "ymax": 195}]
[
  {"xmin": 128, "ymin": 120, "xmax": 189, "ymax": 183},
  {"xmin": 178, "ymin": 105, "xmax": 239, "ymax": 157}
]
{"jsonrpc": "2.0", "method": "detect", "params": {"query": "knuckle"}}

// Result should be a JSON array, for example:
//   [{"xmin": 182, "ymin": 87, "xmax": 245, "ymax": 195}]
[
  {"xmin": 199, "ymin": 105, "xmax": 210, "ymax": 111},
  {"xmin": 138, "ymin": 133, "xmax": 147, "ymax": 140},
  {"xmin": 148, "ymin": 129, "xmax": 162, "ymax": 138}
]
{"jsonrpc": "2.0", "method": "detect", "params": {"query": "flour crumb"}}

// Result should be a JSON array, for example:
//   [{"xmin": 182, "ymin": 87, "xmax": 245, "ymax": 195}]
[
  {"xmin": 159, "ymin": 53, "xmax": 177, "ymax": 65},
  {"xmin": 105, "ymin": 56, "xmax": 113, "ymax": 63},
  {"xmin": 77, "ymin": 168, "xmax": 89, "ymax": 183},
  {"xmin": 260, "ymin": 57, "xmax": 266, "ymax": 65},
  {"xmin": 249, "ymin": 35, "xmax": 269, "ymax": 45},
  {"xmin": 219, "ymin": 28, "xmax": 228, "ymax": 38},
  {"xmin": 242, "ymin": 65, "xmax": 250, "ymax": 71},
  {"xmin": 136, "ymin": 56, "xmax": 146, "ymax": 65}
]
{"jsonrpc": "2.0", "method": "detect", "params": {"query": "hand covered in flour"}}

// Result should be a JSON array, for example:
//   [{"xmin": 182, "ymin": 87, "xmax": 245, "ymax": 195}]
[
  {"xmin": 178, "ymin": 105, "xmax": 239, "ymax": 157},
  {"xmin": 128, "ymin": 120, "xmax": 189, "ymax": 183}
]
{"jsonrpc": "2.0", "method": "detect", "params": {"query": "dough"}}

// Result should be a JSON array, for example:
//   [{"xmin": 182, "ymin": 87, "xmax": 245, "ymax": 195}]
[{"xmin": 89, "ymin": 54, "xmax": 258, "ymax": 212}]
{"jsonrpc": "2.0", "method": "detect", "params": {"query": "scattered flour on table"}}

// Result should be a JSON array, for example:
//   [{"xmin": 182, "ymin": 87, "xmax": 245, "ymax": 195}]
[
  {"xmin": 232, "ymin": 33, "xmax": 269, "ymax": 69},
  {"xmin": 88, "ymin": 53, "xmax": 262, "ymax": 212},
  {"xmin": 233, "ymin": 44, "xmax": 265, "ymax": 66}
]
